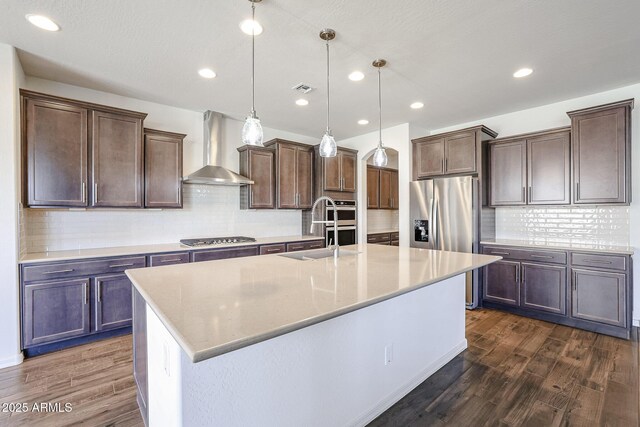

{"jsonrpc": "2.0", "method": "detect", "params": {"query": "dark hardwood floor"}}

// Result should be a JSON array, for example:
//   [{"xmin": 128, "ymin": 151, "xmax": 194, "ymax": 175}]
[{"xmin": 0, "ymin": 309, "xmax": 637, "ymax": 426}]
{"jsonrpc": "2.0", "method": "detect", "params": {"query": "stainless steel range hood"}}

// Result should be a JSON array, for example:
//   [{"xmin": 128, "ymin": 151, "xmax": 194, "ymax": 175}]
[{"xmin": 183, "ymin": 111, "xmax": 254, "ymax": 186}]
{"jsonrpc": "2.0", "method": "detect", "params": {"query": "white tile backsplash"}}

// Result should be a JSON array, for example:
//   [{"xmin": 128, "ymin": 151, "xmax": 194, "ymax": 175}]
[
  {"xmin": 367, "ymin": 209, "xmax": 399, "ymax": 232},
  {"xmin": 23, "ymin": 185, "xmax": 302, "ymax": 252},
  {"xmin": 496, "ymin": 206, "xmax": 630, "ymax": 246}
]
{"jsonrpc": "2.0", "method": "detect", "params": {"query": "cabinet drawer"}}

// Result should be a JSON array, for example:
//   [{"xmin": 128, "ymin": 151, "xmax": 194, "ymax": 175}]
[
  {"xmin": 286, "ymin": 240, "xmax": 324, "ymax": 252},
  {"xmin": 390, "ymin": 232, "xmax": 399, "ymax": 241},
  {"xmin": 571, "ymin": 253, "xmax": 627, "ymax": 271},
  {"xmin": 482, "ymin": 246, "xmax": 566, "ymax": 265},
  {"xmin": 391, "ymin": 240, "xmax": 400, "ymax": 246},
  {"xmin": 260, "ymin": 244, "xmax": 286, "ymax": 255},
  {"xmin": 23, "ymin": 256, "xmax": 146, "ymax": 283},
  {"xmin": 191, "ymin": 246, "xmax": 259, "ymax": 263},
  {"xmin": 149, "ymin": 252, "xmax": 190, "ymax": 267},
  {"xmin": 367, "ymin": 233, "xmax": 390, "ymax": 243}
]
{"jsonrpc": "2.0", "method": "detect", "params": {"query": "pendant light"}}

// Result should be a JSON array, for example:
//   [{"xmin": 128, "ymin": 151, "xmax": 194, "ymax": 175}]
[
  {"xmin": 242, "ymin": 0, "xmax": 264, "ymax": 146},
  {"xmin": 372, "ymin": 59, "xmax": 388, "ymax": 167},
  {"xmin": 319, "ymin": 29, "xmax": 337, "ymax": 157}
]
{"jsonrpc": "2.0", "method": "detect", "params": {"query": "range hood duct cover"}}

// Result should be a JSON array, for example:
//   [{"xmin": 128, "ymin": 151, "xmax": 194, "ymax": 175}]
[{"xmin": 183, "ymin": 111, "xmax": 254, "ymax": 186}]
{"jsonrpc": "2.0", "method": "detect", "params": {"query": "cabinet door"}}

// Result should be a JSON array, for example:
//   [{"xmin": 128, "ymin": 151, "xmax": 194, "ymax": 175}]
[
  {"xmin": 277, "ymin": 145, "xmax": 297, "ymax": 208},
  {"xmin": 132, "ymin": 288, "xmax": 148, "ymax": 426},
  {"xmin": 323, "ymin": 155, "xmax": 342, "ymax": 191},
  {"xmin": 341, "ymin": 152, "xmax": 357, "ymax": 192},
  {"xmin": 390, "ymin": 170, "xmax": 399, "ymax": 210},
  {"xmin": 248, "ymin": 150, "xmax": 275, "ymax": 208},
  {"xmin": 92, "ymin": 110, "xmax": 144, "ymax": 207},
  {"xmin": 490, "ymin": 140, "xmax": 527, "ymax": 206},
  {"xmin": 25, "ymin": 98, "xmax": 88, "ymax": 207},
  {"xmin": 94, "ymin": 274, "xmax": 133, "ymax": 332},
  {"xmin": 23, "ymin": 278, "xmax": 90, "ymax": 347},
  {"xmin": 367, "ymin": 167, "xmax": 379, "ymax": 209},
  {"xmin": 571, "ymin": 268, "xmax": 626, "ymax": 327},
  {"xmin": 572, "ymin": 106, "xmax": 628, "ymax": 204},
  {"xmin": 296, "ymin": 148, "xmax": 313, "ymax": 208},
  {"xmin": 416, "ymin": 139, "xmax": 444, "ymax": 178},
  {"xmin": 483, "ymin": 260, "xmax": 520, "ymax": 306},
  {"xmin": 528, "ymin": 132, "xmax": 570, "ymax": 205},
  {"xmin": 521, "ymin": 263, "xmax": 566, "ymax": 314},
  {"xmin": 444, "ymin": 132, "xmax": 476, "ymax": 174},
  {"xmin": 144, "ymin": 132, "xmax": 183, "ymax": 208},
  {"xmin": 379, "ymin": 169, "xmax": 393, "ymax": 209}
]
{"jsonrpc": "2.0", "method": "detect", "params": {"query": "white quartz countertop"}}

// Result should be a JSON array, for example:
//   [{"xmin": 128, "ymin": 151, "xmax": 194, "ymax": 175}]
[
  {"xmin": 126, "ymin": 244, "xmax": 500, "ymax": 363},
  {"xmin": 19, "ymin": 235, "xmax": 324, "ymax": 264},
  {"xmin": 481, "ymin": 239, "xmax": 634, "ymax": 255}
]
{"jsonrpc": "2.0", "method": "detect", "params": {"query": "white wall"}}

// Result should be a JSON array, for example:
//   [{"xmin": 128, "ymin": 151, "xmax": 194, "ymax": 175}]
[
  {"xmin": 430, "ymin": 83, "xmax": 640, "ymax": 325},
  {"xmin": 340, "ymin": 124, "xmax": 413, "ymax": 247},
  {"xmin": 0, "ymin": 44, "xmax": 24, "ymax": 368}
]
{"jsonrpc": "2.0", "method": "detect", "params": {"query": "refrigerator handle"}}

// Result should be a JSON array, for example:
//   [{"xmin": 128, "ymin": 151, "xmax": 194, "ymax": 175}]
[{"xmin": 433, "ymin": 199, "xmax": 439, "ymax": 249}]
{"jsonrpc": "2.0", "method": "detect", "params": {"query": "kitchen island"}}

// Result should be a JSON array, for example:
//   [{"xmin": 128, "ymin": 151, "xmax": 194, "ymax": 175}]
[{"xmin": 126, "ymin": 244, "xmax": 499, "ymax": 426}]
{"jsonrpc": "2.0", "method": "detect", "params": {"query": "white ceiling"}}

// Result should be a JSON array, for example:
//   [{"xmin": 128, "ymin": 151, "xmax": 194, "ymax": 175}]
[{"xmin": 2, "ymin": 0, "xmax": 640, "ymax": 139}]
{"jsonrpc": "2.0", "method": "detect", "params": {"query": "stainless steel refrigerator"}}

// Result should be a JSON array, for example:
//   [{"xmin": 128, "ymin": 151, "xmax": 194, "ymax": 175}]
[{"xmin": 410, "ymin": 176, "xmax": 480, "ymax": 308}]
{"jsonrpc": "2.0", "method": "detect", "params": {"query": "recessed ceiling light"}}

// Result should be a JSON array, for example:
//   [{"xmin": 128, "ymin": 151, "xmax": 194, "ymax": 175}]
[
  {"xmin": 513, "ymin": 68, "xmax": 533, "ymax": 78},
  {"xmin": 198, "ymin": 68, "xmax": 217, "ymax": 79},
  {"xmin": 349, "ymin": 71, "xmax": 365, "ymax": 81},
  {"xmin": 410, "ymin": 102, "xmax": 424, "ymax": 109},
  {"xmin": 25, "ymin": 14, "xmax": 60, "ymax": 31},
  {"xmin": 295, "ymin": 99, "xmax": 309, "ymax": 106},
  {"xmin": 240, "ymin": 19, "xmax": 263, "ymax": 36},
  {"xmin": 358, "ymin": 119, "xmax": 369, "ymax": 125}
]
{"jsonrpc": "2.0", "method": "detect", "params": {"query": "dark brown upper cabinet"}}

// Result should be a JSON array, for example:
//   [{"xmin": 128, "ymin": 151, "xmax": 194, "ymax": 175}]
[
  {"xmin": 390, "ymin": 169, "xmax": 398, "ymax": 210},
  {"xmin": 568, "ymin": 100, "xmax": 633, "ymax": 205},
  {"xmin": 23, "ymin": 97, "xmax": 88, "ymax": 207},
  {"xmin": 412, "ymin": 126, "xmax": 497, "ymax": 179},
  {"xmin": 144, "ymin": 129, "xmax": 185, "ymax": 208},
  {"xmin": 379, "ymin": 169, "xmax": 393, "ymax": 209},
  {"xmin": 367, "ymin": 167, "xmax": 379, "ymax": 208},
  {"xmin": 367, "ymin": 166, "xmax": 399, "ymax": 210},
  {"xmin": 21, "ymin": 90, "xmax": 148, "ymax": 209},
  {"xmin": 238, "ymin": 146, "xmax": 275, "ymax": 209},
  {"xmin": 91, "ymin": 110, "xmax": 144, "ymax": 208},
  {"xmin": 489, "ymin": 128, "xmax": 570, "ymax": 206},
  {"xmin": 316, "ymin": 147, "xmax": 358, "ymax": 194},
  {"xmin": 264, "ymin": 139, "xmax": 313, "ymax": 209}
]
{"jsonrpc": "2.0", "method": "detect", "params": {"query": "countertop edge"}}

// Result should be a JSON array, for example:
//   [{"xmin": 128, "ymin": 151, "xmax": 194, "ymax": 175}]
[
  {"xmin": 129, "ymin": 255, "xmax": 501, "ymax": 363},
  {"xmin": 480, "ymin": 240, "xmax": 634, "ymax": 255}
]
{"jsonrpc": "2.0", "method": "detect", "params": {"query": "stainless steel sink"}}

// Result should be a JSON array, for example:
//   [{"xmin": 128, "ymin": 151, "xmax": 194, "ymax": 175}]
[{"xmin": 279, "ymin": 248, "xmax": 360, "ymax": 261}]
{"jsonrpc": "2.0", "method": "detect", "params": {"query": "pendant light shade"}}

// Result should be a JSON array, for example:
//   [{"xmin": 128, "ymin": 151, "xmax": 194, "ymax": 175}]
[
  {"xmin": 243, "ymin": 0, "xmax": 264, "ymax": 146},
  {"xmin": 319, "ymin": 29, "xmax": 337, "ymax": 157},
  {"xmin": 372, "ymin": 59, "xmax": 388, "ymax": 167}
]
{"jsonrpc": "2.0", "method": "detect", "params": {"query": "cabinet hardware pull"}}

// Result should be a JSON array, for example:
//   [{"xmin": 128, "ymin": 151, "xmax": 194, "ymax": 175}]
[
  {"xmin": 445, "ymin": 158, "xmax": 448, "ymax": 171},
  {"xmin": 97, "ymin": 282, "xmax": 102, "ymax": 303},
  {"xmin": 441, "ymin": 159, "xmax": 444, "ymax": 172},
  {"xmin": 531, "ymin": 255, "xmax": 553, "ymax": 259},
  {"xmin": 94, "ymin": 182, "xmax": 98, "ymax": 204},
  {"xmin": 160, "ymin": 258, "xmax": 182, "ymax": 263},
  {"xmin": 528, "ymin": 186, "xmax": 532, "ymax": 202},
  {"xmin": 584, "ymin": 259, "xmax": 612, "ymax": 264},
  {"xmin": 491, "ymin": 251, "xmax": 510, "ymax": 255},
  {"xmin": 42, "ymin": 269, "xmax": 74, "ymax": 275},
  {"xmin": 522, "ymin": 187, "xmax": 525, "ymax": 203},
  {"xmin": 576, "ymin": 182, "xmax": 579, "ymax": 199},
  {"xmin": 515, "ymin": 266, "xmax": 519, "ymax": 282},
  {"xmin": 109, "ymin": 263, "xmax": 135, "ymax": 268},
  {"xmin": 81, "ymin": 182, "xmax": 86, "ymax": 203},
  {"xmin": 266, "ymin": 248, "xmax": 281, "ymax": 253},
  {"xmin": 85, "ymin": 283, "xmax": 89, "ymax": 304}
]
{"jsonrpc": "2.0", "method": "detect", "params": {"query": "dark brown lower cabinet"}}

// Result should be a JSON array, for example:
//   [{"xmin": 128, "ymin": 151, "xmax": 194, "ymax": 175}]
[
  {"xmin": 132, "ymin": 287, "xmax": 148, "ymax": 426},
  {"xmin": 521, "ymin": 263, "xmax": 566, "ymax": 314},
  {"xmin": 94, "ymin": 274, "xmax": 134, "ymax": 332},
  {"xmin": 23, "ymin": 279, "xmax": 91, "ymax": 347},
  {"xmin": 483, "ymin": 260, "xmax": 520, "ymax": 306},
  {"xmin": 571, "ymin": 268, "xmax": 626, "ymax": 327},
  {"xmin": 191, "ymin": 246, "xmax": 259, "ymax": 262}
]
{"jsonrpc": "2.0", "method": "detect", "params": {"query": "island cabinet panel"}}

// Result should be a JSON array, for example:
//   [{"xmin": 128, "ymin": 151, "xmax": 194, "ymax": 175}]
[
  {"xmin": 132, "ymin": 288, "xmax": 148, "ymax": 426},
  {"xmin": 23, "ymin": 278, "xmax": 91, "ymax": 347},
  {"xmin": 191, "ymin": 246, "xmax": 259, "ymax": 262},
  {"xmin": 415, "ymin": 138, "xmax": 444, "ymax": 178},
  {"xmin": 444, "ymin": 131, "xmax": 476, "ymax": 174},
  {"xmin": 238, "ymin": 147, "xmax": 275, "ymax": 209},
  {"xmin": 569, "ymin": 100, "xmax": 633, "ymax": 205},
  {"xmin": 521, "ymin": 263, "xmax": 566, "ymax": 314},
  {"xmin": 24, "ymin": 98, "xmax": 88, "ymax": 207},
  {"xmin": 527, "ymin": 131, "xmax": 570, "ymax": 205},
  {"xmin": 91, "ymin": 110, "xmax": 144, "ymax": 207},
  {"xmin": 483, "ymin": 260, "xmax": 520, "ymax": 306},
  {"xmin": 367, "ymin": 167, "xmax": 379, "ymax": 208},
  {"xmin": 265, "ymin": 139, "xmax": 314, "ymax": 209},
  {"xmin": 144, "ymin": 129, "xmax": 185, "ymax": 208},
  {"xmin": 571, "ymin": 268, "xmax": 626, "ymax": 327},
  {"xmin": 490, "ymin": 140, "xmax": 527, "ymax": 206},
  {"xmin": 94, "ymin": 274, "xmax": 133, "ymax": 332}
]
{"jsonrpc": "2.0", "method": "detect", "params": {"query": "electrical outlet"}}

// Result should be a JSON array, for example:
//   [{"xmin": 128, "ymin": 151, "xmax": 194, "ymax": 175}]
[{"xmin": 384, "ymin": 344, "xmax": 393, "ymax": 365}]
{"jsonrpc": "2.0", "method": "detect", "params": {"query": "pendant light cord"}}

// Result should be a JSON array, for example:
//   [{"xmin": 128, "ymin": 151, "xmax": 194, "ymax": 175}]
[
  {"xmin": 378, "ymin": 67, "xmax": 382, "ymax": 146},
  {"xmin": 251, "ymin": 2, "xmax": 256, "ymax": 117},
  {"xmin": 326, "ymin": 40, "xmax": 330, "ymax": 133}
]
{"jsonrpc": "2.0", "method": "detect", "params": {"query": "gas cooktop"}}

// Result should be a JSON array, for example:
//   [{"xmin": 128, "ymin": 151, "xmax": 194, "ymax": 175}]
[{"xmin": 179, "ymin": 236, "xmax": 256, "ymax": 247}]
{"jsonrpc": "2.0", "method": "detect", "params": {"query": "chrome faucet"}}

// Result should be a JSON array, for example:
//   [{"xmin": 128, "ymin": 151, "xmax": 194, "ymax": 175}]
[{"xmin": 310, "ymin": 196, "xmax": 340, "ymax": 258}]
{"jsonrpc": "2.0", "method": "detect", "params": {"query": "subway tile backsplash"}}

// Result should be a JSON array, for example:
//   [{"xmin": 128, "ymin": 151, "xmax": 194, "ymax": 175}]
[
  {"xmin": 23, "ymin": 185, "xmax": 302, "ymax": 252},
  {"xmin": 367, "ymin": 209, "xmax": 399, "ymax": 232},
  {"xmin": 495, "ymin": 206, "xmax": 630, "ymax": 246}
]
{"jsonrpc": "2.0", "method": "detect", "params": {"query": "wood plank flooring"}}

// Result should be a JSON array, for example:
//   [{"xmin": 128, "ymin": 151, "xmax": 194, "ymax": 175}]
[
  {"xmin": 371, "ymin": 309, "xmax": 640, "ymax": 426},
  {"xmin": 0, "ymin": 309, "xmax": 637, "ymax": 426}
]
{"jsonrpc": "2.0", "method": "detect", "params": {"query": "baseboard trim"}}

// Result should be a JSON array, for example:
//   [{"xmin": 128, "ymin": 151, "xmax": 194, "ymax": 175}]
[
  {"xmin": 349, "ymin": 339, "xmax": 468, "ymax": 427},
  {"xmin": 0, "ymin": 352, "xmax": 24, "ymax": 369}
]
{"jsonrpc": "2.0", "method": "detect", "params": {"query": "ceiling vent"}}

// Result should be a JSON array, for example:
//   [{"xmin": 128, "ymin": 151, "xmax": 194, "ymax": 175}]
[{"xmin": 292, "ymin": 83, "xmax": 314, "ymax": 94}]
